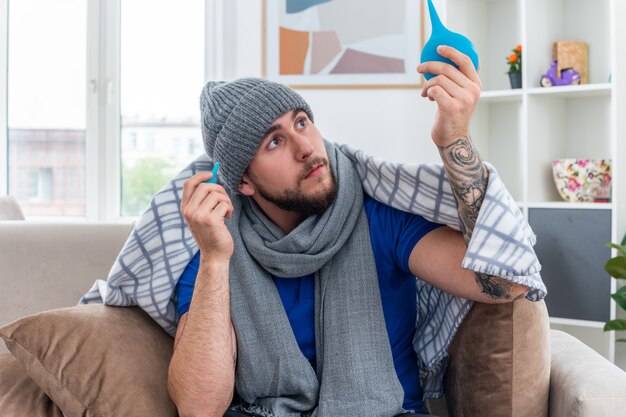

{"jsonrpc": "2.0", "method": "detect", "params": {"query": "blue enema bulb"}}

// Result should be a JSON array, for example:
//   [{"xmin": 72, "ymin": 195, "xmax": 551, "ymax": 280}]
[
  {"xmin": 204, "ymin": 161, "xmax": 220, "ymax": 184},
  {"xmin": 420, "ymin": 0, "xmax": 479, "ymax": 80}
]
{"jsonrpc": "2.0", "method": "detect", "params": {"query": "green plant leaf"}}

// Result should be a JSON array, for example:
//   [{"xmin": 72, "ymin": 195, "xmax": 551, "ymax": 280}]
[
  {"xmin": 607, "ymin": 243, "xmax": 626, "ymax": 257},
  {"xmin": 617, "ymin": 339, "xmax": 626, "ymax": 343},
  {"xmin": 611, "ymin": 286, "xmax": 626, "ymax": 311},
  {"xmin": 605, "ymin": 256, "xmax": 626, "ymax": 278},
  {"xmin": 604, "ymin": 319, "xmax": 626, "ymax": 332},
  {"xmin": 621, "ymin": 233, "xmax": 626, "ymax": 247}
]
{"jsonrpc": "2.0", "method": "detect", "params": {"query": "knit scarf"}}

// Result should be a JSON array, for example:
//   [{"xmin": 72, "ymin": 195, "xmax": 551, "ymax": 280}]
[{"xmin": 229, "ymin": 140, "xmax": 403, "ymax": 417}]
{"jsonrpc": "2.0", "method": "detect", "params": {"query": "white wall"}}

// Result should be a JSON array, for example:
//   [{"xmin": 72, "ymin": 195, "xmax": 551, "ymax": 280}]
[{"xmin": 220, "ymin": 0, "xmax": 442, "ymax": 165}]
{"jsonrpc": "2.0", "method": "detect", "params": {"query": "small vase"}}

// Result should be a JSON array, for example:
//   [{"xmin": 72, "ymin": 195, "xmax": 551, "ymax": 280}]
[{"xmin": 509, "ymin": 72, "xmax": 522, "ymax": 89}]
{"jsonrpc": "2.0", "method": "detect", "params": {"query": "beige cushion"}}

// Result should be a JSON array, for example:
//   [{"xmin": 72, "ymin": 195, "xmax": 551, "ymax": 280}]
[
  {"xmin": 445, "ymin": 300, "xmax": 550, "ymax": 417},
  {"xmin": 0, "ymin": 352, "xmax": 63, "ymax": 417},
  {"xmin": 0, "ymin": 304, "xmax": 177, "ymax": 417},
  {"xmin": 0, "ymin": 196, "xmax": 25, "ymax": 220}
]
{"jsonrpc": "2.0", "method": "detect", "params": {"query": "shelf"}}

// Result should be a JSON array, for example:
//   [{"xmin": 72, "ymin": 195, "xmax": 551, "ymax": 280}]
[
  {"xmin": 444, "ymin": 0, "xmax": 620, "ymax": 364},
  {"xmin": 447, "ymin": 0, "xmax": 520, "ymax": 91},
  {"xmin": 527, "ymin": 83, "xmax": 612, "ymax": 99},
  {"xmin": 525, "ymin": 0, "xmax": 612, "ymax": 86},
  {"xmin": 550, "ymin": 317, "xmax": 606, "ymax": 329},
  {"xmin": 471, "ymin": 99, "xmax": 523, "ymax": 201},
  {"xmin": 527, "ymin": 202, "xmax": 613, "ymax": 210},
  {"xmin": 479, "ymin": 89, "xmax": 523, "ymax": 103},
  {"xmin": 479, "ymin": 84, "xmax": 611, "ymax": 103},
  {"xmin": 526, "ymin": 93, "xmax": 612, "ymax": 202}
]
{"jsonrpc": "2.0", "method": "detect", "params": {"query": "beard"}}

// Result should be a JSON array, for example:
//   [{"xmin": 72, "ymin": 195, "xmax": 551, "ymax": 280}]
[{"xmin": 251, "ymin": 158, "xmax": 338, "ymax": 217}]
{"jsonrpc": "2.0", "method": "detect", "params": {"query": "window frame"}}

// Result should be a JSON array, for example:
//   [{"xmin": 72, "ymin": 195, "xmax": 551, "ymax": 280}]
[{"xmin": 85, "ymin": 0, "xmax": 120, "ymax": 221}]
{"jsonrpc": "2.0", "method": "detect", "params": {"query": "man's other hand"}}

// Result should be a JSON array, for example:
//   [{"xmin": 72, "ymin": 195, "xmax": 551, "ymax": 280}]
[{"xmin": 181, "ymin": 172, "xmax": 235, "ymax": 263}]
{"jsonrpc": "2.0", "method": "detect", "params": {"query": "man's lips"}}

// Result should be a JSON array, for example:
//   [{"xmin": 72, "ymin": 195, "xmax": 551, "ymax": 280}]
[{"xmin": 305, "ymin": 164, "xmax": 324, "ymax": 179}]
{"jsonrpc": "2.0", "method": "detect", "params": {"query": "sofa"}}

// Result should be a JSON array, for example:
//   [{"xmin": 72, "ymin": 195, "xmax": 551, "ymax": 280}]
[{"xmin": 1, "ymin": 220, "xmax": 626, "ymax": 417}]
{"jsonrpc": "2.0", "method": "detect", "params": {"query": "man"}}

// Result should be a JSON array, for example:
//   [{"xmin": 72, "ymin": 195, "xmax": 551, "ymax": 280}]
[{"xmin": 168, "ymin": 46, "xmax": 530, "ymax": 417}]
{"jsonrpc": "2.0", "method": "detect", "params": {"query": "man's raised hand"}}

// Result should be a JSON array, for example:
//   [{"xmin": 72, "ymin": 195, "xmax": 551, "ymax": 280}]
[{"xmin": 417, "ymin": 45, "xmax": 482, "ymax": 149}]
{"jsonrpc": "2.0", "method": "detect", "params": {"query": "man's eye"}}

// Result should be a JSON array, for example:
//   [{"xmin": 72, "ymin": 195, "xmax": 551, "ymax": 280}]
[
  {"xmin": 268, "ymin": 137, "xmax": 280, "ymax": 150},
  {"xmin": 296, "ymin": 118, "xmax": 306, "ymax": 128}
]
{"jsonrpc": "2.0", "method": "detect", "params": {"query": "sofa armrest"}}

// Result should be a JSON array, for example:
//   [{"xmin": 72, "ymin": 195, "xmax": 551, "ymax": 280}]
[{"xmin": 549, "ymin": 329, "xmax": 626, "ymax": 417}]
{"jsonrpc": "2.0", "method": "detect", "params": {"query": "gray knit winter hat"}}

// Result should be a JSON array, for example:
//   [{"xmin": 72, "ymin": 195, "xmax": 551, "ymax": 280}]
[{"xmin": 200, "ymin": 77, "xmax": 314, "ymax": 191}]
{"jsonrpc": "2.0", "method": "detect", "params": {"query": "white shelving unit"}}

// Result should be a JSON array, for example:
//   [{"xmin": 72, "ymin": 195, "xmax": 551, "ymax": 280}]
[{"xmin": 443, "ymin": 0, "xmax": 624, "ymax": 363}]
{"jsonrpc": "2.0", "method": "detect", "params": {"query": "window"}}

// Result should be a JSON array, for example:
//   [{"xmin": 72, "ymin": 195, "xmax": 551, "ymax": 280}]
[
  {"xmin": 28, "ymin": 168, "xmax": 52, "ymax": 203},
  {"xmin": 120, "ymin": 0, "xmax": 204, "ymax": 217},
  {"xmin": 7, "ymin": 0, "xmax": 87, "ymax": 217},
  {"xmin": 129, "ymin": 133, "xmax": 138, "ymax": 150},
  {"xmin": 188, "ymin": 137, "xmax": 201, "ymax": 156},
  {"xmin": 2, "ymin": 0, "xmax": 210, "ymax": 219}
]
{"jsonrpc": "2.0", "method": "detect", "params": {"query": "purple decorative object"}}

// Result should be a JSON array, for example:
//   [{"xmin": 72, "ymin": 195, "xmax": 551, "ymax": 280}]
[{"xmin": 540, "ymin": 60, "xmax": 581, "ymax": 87}]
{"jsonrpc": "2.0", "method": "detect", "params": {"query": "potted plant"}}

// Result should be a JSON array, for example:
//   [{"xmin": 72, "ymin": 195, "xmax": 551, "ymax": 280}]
[
  {"xmin": 604, "ymin": 234, "xmax": 626, "ymax": 340},
  {"xmin": 507, "ymin": 45, "xmax": 522, "ymax": 89}
]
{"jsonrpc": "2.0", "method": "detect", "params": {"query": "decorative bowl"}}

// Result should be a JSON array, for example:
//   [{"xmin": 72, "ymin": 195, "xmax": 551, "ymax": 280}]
[{"xmin": 552, "ymin": 159, "xmax": 612, "ymax": 202}]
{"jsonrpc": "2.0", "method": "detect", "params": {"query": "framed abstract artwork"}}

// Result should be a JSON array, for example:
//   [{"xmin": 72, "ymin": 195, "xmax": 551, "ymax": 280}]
[{"xmin": 262, "ymin": 0, "xmax": 425, "ymax": 88}]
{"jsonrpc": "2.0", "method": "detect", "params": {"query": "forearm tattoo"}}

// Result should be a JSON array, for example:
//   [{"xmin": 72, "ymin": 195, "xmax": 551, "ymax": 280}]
[
  {"xmin": 474, "ymin": 272, "xmax": 514, "ymax": 300},
  {"xmin": 438, "ymin": 138, "xmax": 489, "ymax": 242},
  {"xmin": 439, "ymin": 138, "xmax": 518, "ymax": 300}
]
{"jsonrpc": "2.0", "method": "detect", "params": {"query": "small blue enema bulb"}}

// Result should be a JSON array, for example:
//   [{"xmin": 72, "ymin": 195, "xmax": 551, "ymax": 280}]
[{"xmin": 420, "ymin": 0, "xmax": 479, "ymax": 80}]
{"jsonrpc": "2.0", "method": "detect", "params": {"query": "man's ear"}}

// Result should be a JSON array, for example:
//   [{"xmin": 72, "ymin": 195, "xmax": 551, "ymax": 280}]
[{"xmin": 238, "ymin": 173, "xmax": 255, "ymax": 196}]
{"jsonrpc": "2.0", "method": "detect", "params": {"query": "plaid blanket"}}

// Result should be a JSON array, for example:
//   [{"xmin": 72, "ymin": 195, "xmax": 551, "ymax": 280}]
[{"xmin": 80, "ymin": 143, "xmax": 545, "ymax": 398}]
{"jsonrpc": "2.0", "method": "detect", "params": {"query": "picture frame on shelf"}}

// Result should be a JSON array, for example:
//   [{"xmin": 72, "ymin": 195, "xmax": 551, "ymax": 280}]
[{"xmin": 261, "ymin": 0, "xmax": 425, "ymax": 89}]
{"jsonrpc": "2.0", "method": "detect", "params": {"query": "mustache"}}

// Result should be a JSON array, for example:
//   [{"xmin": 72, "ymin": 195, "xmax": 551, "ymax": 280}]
[{"xmin": 298, "ymin": 157, "xmax": 329, "ymax": 182}]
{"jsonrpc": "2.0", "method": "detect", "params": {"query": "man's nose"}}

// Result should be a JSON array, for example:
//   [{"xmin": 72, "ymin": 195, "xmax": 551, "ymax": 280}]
[{"xmin": 292, "ymin": 135, "xmax": 314, "ymax": 161}]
